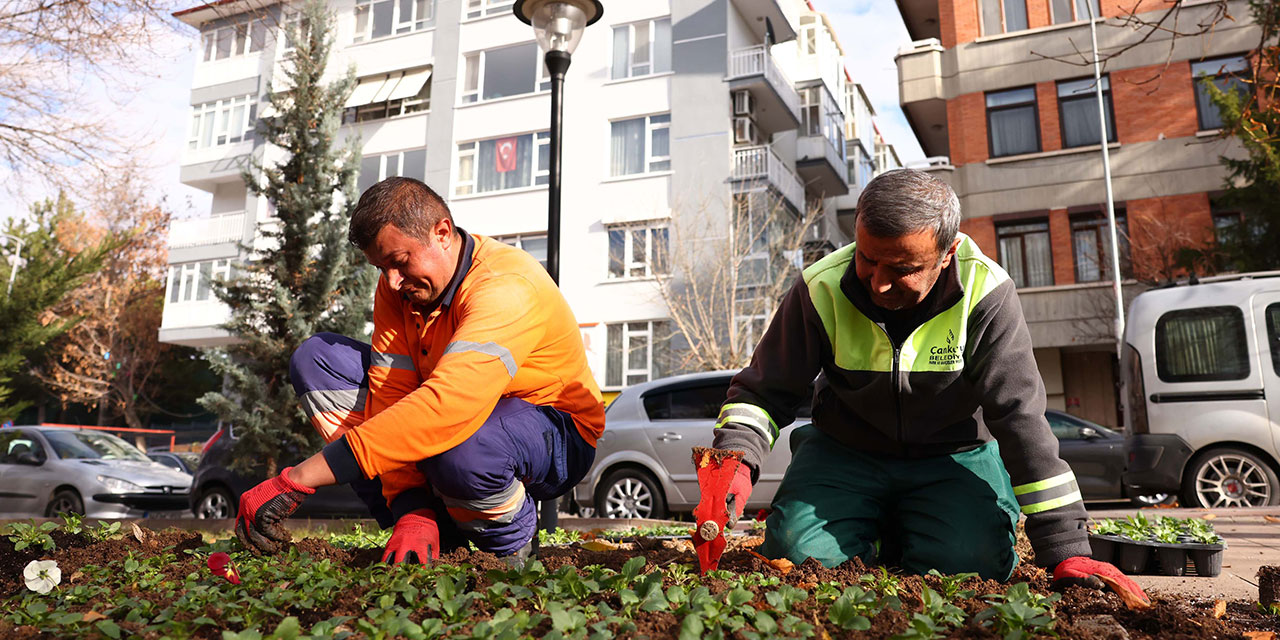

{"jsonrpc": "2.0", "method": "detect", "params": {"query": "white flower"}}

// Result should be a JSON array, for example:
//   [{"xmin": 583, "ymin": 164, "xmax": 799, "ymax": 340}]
[{"xmin": 23, "ymin": 560, "xmax": 61, "ymax": 594}]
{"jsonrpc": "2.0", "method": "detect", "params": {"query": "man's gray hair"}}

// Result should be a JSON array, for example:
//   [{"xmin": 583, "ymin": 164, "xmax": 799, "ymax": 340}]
[{"xmin": 855, "ymin": 168, "xmax": 961, "ymax": 255}]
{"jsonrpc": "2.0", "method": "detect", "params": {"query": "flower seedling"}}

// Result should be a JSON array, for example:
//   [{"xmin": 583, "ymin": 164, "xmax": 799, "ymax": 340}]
[
  {"xmin": 207, "ymin": 552, "xmax": 241, "ymax": 584},
  {"xmin": 23, "ymin": 559, "xmax": 61, "ymax": 594},
  {"xmin": 974, "ymin": 582, "xmax": 1060, "ymax": 639},
  {"xmin": 6, "ymin": 521, "xmax": 58, "ymax": 552}
]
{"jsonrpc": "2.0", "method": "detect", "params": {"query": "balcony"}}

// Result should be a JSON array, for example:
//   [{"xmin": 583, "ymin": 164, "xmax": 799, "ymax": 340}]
[
  {"xmin": 896, "ymin": 0, "xmax": 942, "ymax": 41},
  {"xmin": 728, "ymin": 0, "xmax": 798, "ymax": 43},
  {"xmin": 796, "ymin": 134, "xmax": 849, "ymax": 197},
  {"xmin": 727, "ymin": 45, "xmax": 801, "ymax": 134},
  {"xmin": 895, "ymin": 38, "xmax": 948, "ymax": 157},
  {"xmin": 730, "ymin": 145, "xmax": 804, "ymax": 213},
  {"xmin": 168, "ymin": 212, "xmax": 244, "ymax": 249}
]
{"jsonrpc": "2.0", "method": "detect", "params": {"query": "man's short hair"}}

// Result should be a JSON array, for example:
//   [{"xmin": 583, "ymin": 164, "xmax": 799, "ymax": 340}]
[
  {"xmin": 348, "ymin": 177, "xmax": 454, "ymax": 249},
  {"xmin": 855, "ymin": 168, "xmax": 961, "ymax": 255}
]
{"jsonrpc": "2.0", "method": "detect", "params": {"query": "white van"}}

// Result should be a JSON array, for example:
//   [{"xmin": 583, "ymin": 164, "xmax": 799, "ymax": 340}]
[{"xmin": 1122, "ymin": 272, "xmax": 1280, "ymax": 508}]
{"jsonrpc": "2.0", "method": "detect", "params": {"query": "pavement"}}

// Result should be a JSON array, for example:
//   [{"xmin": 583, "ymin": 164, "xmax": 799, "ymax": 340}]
[{"xmin": 1087, "ymin": 505, "xmax": 1280, "ymax": 601}]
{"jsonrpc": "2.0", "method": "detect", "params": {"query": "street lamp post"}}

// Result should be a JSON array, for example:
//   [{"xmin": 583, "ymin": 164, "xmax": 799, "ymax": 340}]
[
  {"xmin": 1, "ymin": 234, "xmax": 24, "ymax": 297},
  {"xmin": 513, "ymin": 0, "xmax": 602, "ymax": 534}
]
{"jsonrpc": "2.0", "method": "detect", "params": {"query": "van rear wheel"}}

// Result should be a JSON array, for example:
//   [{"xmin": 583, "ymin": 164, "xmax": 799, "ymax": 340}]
[{"xmin": 1181, "ymin": 447, "xmax": 1280, "ymax": 508}]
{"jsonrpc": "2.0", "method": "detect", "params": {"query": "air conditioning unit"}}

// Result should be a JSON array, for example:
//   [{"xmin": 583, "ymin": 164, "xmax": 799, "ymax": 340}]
[
  {"xmin": 732, "ymin": 90, "xmax": 755, "ymax": 117},
  {"xmin": 733, "ymin": 116, "xmax": 761, "ymax": 145}
]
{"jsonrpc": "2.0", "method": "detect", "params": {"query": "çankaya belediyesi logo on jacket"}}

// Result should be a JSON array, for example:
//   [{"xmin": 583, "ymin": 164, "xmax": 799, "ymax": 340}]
[{"xmin": 927, "ymin": 328, "xmax": 961, "ymax": 366}]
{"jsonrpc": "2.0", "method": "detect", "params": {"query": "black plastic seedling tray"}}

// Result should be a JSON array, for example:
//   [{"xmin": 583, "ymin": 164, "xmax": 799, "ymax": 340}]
[{"xmin": 1089, "ymin": 533, "xmax": 1225, "ymax": 577}]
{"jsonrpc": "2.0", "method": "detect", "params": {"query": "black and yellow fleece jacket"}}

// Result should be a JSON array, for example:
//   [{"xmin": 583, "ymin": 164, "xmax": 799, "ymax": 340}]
[{"xmin": 713, "ymin": 233, "xmax": 1091, "ymax": 568}]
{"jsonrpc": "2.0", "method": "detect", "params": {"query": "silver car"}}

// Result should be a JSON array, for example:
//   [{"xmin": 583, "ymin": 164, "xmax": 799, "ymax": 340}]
[
  {"xmin": 0, "ymin": 426, "xmax": 193, "ymax": 518},
  {"xmin": 573, "ymin": 371, "xmax": 806, "ymax": 519}
]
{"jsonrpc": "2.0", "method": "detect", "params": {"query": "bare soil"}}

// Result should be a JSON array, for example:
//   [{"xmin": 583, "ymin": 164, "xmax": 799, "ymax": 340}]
[{"xmin": 3, "ymin": 527, "xmax": 1280, "ymax": 639}]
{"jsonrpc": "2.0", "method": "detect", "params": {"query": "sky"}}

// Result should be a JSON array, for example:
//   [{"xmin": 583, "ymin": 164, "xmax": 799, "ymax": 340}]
[{"xmin": 3, "ymin": 0, "xmax": 922, "ymax": 224}]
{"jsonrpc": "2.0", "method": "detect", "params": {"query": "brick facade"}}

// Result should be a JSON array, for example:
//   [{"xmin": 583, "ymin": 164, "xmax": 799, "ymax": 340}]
[
  {"xmin": 1112, "ymin": 61, "xmax": 1199, "ymax": 143},
  {"xmin": 1048, "ymin": 208, "xmax": 1074, "ymax": 285},
  {"xmin": 946, "ymin": 0, "xmax": 1153, "ymax": 47},
  {"xmin": 1127, "ymin": 192, "xmax": 1214, "ymax": 282},
  {"xmin": 1035, "ymin": 81, "xmax": 1062, "ymax": 152},
  {"xmin": 946, "ymin": 92, "xmax": 988, "ymax": 166}
]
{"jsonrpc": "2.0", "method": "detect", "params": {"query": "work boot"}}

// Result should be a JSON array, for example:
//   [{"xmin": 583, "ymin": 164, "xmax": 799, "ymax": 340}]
[{"xmin": 500, "ymin": 539, "xmax": 535, "ymax": 568}]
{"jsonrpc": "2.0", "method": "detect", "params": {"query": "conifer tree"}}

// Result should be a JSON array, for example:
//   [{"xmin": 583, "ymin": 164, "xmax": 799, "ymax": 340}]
[{"xmin": 200, "ymin": 0, "xmax": 375, "ymax": 474}]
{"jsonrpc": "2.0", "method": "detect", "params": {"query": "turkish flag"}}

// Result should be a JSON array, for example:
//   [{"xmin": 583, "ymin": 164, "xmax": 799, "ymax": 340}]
[{"xmin": 495, "ymin": 137, "xmax": 518, "ymax": 173}]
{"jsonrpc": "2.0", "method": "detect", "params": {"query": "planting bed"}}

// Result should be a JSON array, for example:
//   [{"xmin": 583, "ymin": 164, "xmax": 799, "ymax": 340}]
[{"xmin": 3, "ymin": 520, "xmax": 1280, "ymax": 639}]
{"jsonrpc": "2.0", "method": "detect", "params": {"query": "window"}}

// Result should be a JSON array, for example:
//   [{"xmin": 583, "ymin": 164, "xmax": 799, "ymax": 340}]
[
  {"xmin": 0, "ymin": 432, "xmax": 44, "ymax": 465},
  {"xmin": 455, "ymin": 131, "xmax": 550, "ymax": 195},
  {"xmin": 996, "ymin": 221, "xmax": 1053, "ymax": 288},
  {"xmin": 1072, "ymin": 211, "xmax": 1129, "ymax": 283},
  {"xmin": 497, "ymin": 234, "xmax": 548, "ymax": 270},
  {"xmin": 607, "ymin": 225, "xmax": 669, "ymax": 279},
  {"xmin": 465, "ymin": 0, "xmax": 514, "ymax": 20},
  {"xmin": 800, "ymin": 87, "xmax": 822, "ymax": 137},
  {"xmin": 168, "ymin": 260, "xmax": 232, "ymax": 304},
  {"xmin": 343, "ymin": 69, "xmax": 431, "ymax": 124},
  {"xmin": 1051, "ymin": 0, "xmax": 1099, "ymax": 23},
  {"xmin": 188, "ymin": 95, "xmax": 256, "ymax": 150},
  {"xmin": 979, "ymin": 0, "xmax": 1028, "ymax": 36},
  {"xmin": 354, "ymin": 0, "xmax": 432, "ymax": 43},
  {"xmin": 1155, "ymin": 306, "xmax": 1249, "ymax": 382},
  {"xmin": 201, "ymin": 18, "xmax": 267, "ymax": 62},
  {"xmin": 461, "ymin": 43, "xmax": 550, "ymax": 104},
  {"xmin": 1057, "ymin": 76, "xmax": 1115, "ymax": 148},
  {"xmin": 643, "ymin": 382, "xmax": 729, "ymax": 420},
  {"xmin": 359, "ymin": 149, "xmax": 427, "ymax": 193},
  {"xmin": 611, "ymin": 18, "xmax": 671, "ymax": 80},
  {"xmin": 798, "ymin": 15, "xmax": 818, "ymax": 54},
  {"xmin": 986, "ymin": 87, "xmax": 1039, "ymax": 158},
  {"xmin": 610, "ymin": 114, "xmax": 670, "ymax": 176},
  {"xmin": 846, "ymin": 143, "xmax": 875, "ymax": 188},
  {"xmin": 1267, "ymin": 304, "xmax": 1280, "ymax": 376},
  {"xmin": 1192, "ymin": 55, "xmax": 1251, "ymax": 131},
  {"xmin": 605, "ymin": 320, "xmax": 672, "ymax": 387}
]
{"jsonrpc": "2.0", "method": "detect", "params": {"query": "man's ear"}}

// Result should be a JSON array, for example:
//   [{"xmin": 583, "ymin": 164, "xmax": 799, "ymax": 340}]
[
  {"xmin": 939, "ymin": 237, "xmax": 961, "ymax": 269},
  {"xmin": 432, "ymin": 217, "xmax": 454, "ymax": 248}
]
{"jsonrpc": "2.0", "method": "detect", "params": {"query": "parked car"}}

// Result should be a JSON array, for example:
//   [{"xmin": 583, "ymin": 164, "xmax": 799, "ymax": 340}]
[
  {"xmin": 573, "ymin": 371, "xmax": 1167, "ymax": 519},
  {"xmin": 147, "ymin": 450, "xmax": 201, "ymax": 475},
  {"xmin": 0, "ymin": 426, "xmax": 193, "ymax": 518},
  {"xmin": 190, "ymin": 424, "xmax": 369, "ymax": 519},
  {"xmin": 1123, "ymin": 272, "xmax": 1280, "ymax": 508}
]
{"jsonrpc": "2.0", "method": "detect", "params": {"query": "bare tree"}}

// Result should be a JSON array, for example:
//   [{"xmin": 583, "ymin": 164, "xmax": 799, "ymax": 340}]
[
  {"xmin": 0, "ymin": 1, "xmax": 188, "ymax": 194},
  {"xmin": 653, "ymin": 190, "xmax": 825, "ymax": 373}
]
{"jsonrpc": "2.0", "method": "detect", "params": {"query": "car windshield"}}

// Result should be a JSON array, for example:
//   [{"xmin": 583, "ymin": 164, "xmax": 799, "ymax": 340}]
[{"xmin": 43, "ymin": 430, "xmax": 150, "ymax": 461}]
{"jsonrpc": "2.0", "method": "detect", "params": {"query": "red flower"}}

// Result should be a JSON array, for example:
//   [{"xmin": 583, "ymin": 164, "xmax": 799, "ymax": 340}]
[{"xmin": 207, "ymin": 552, "xmax": 241, "ymax": 584}]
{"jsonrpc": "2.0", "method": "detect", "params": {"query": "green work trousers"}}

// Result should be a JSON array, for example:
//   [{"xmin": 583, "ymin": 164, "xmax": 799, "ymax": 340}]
[{"xmin": 760, "ymin": 424, "xmax": 1020, "ymax": 580}]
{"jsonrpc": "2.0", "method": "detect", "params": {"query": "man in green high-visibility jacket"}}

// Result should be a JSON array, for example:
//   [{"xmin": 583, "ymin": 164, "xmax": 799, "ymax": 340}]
[{"xmin": 698, "ymin": 169, "xmax": 1145, "ymax": 597}]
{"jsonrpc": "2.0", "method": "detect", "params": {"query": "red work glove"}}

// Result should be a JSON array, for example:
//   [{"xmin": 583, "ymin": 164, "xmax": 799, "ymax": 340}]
[
  {"xmin": 1053, "ymin": 557, "xmax": 1151, "ymax": 608},
  {"xmin": 382, "ymin": 509, "xmax": 441, "ymax": 564},
  {"xmin": 235, "ymin": 467, "xmax": 315, "ymax": 555},
  {"xmin": 696, "ymin": 463, "xmax": 754, "ymax": 529}
]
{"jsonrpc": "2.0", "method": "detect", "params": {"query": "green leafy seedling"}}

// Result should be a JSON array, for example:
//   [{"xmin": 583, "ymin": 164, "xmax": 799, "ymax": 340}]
[
  {"xmin": 974, "ymin": 582, "xmax": 1060, "ymax": 640},
  {"xmin": 6, "ymin": 520, "xmax": 58, "ymax": 552}
]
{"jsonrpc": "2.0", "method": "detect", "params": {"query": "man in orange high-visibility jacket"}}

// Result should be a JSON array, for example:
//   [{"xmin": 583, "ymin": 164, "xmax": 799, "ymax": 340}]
[{"xmin": 235, "ymin": 177, "xmax": 606, "ymax": 563}]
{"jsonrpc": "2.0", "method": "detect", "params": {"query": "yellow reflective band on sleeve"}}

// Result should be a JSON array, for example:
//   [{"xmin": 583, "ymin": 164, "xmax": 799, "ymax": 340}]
[
  {"xmin": 1020, "ymin": 490, "xmax": 1084, "ymax": 515},
  {"xmin": 715, "ymin": 403, "xmax": 779, "ymax": 447},
  {"xmin": 1012, "ymin": 471, "xmax": 1076, "ymax": 496}
]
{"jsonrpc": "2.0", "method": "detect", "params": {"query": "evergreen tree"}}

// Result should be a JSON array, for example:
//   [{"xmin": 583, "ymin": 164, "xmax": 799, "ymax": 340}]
[
  {"xmin": 1206, "ymin": 0, "xmax": 1280, "ymax": 271},
  {"xmin": 0, "ymin": 194, "xmax": 115, "ymax": 420},
  {"xmin": 200, "ymin": 0, "xmax": 376, "ymax": 474}
]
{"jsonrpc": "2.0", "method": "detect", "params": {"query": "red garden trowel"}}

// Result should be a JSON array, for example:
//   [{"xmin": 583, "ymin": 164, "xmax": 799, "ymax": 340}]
[{"xmin": 692, "ymin": 446, "xmax": 746, "ymax": 574}]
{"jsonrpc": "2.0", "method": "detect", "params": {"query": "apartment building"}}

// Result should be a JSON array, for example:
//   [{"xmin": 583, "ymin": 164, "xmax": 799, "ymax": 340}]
[
  {"xmin": 161, "ymin": 0, "xmax": 905, "ymax": 397},
  {"xmin": 894, "ymin": 0, "xmax": 1258, "ymax": 427}
]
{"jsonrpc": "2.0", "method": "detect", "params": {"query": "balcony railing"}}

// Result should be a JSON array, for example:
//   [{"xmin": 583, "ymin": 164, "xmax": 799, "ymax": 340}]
[
  {"xmin": 730, "ymin": 145, "xmax": 804, "ymax": 213},
  {"xmin": 168, "ymin": 212, "xmax": 244, "ymax": 248},
  {"xmin": 727, "ymin": 45, "xmax": 801, "ymax": 123}
]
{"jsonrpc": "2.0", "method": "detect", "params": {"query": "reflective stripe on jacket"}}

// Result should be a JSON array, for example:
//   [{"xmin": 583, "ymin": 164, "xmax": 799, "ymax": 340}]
[{"xmin": 712, "ymin": 233, "xmax": 1090, "ymax": 567}]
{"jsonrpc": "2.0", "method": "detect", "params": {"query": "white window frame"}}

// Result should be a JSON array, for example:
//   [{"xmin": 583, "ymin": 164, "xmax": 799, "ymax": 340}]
[
  {"xmin": 979, "ymin": 0, "xmax": 1028, "ymax": 35},
  {"xmin": 460, "ymin": 43, "xmax": 549, "ymax": 105},
  {"xmin": 607, "ymin": 224, "xmax": 669, "ymax": 279},
  {"xmin": 344, "ymin": 72, "xmax": 432, "ymax": 124},
  {"xmin": 496, "ymin": 233, "xmax": 548, "ymax": 269},
  {"xmin": 454, "ymin": 130, "xmax": 550, "ymax": 196},
  {"xmin": 797, "ymin": 15, "xmax": 818, "ymax": 56},
  {"xmin": 610, "ymin": 113, "xmax": 671, "ymax": 177},
  {"xmin": 611, "ymin": 17, "xmax": 671, "ymax": 80},
  {"xmin": 201, "ymin": 18, "xmax": 267, "ymax": 62},
  {"xmin": 353, "ymin": 0, "xmax": 434, "ymax": 43},
  {"xmin": 605, "ymin": 320, "xmax": 669, "ymax": 389},
  {"xmin": 465, "ymin": 0, "xmax": 514, "ymax": 20},
  {"xmin": 168, "ymin": 259, "xmax": 232, "ymax": 304},
  {"xmin": 1051, "ymin": 0, "xmax": 1099, "ymax": 23},
  {"xmin": 360, "ymin": 149, "xmax": 427, "ymax": 193},
  {"xmin": 188, "ymin": 95, "xmax": 255, "ymax": 151}
]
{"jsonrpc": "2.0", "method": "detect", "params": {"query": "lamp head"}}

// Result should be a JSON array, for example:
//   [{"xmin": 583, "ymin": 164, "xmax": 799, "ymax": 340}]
[{"xmin": 513, "ymin": 0, "xmax": 603, "ymax": 56}]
